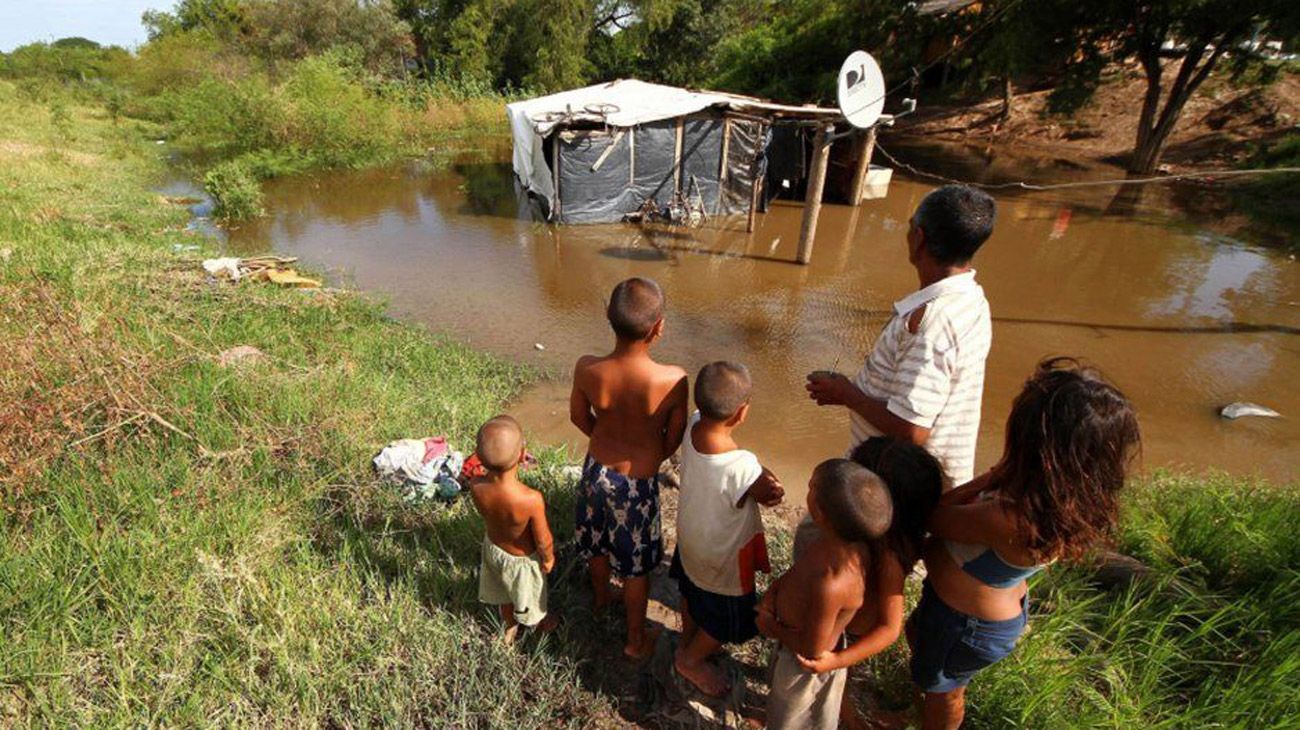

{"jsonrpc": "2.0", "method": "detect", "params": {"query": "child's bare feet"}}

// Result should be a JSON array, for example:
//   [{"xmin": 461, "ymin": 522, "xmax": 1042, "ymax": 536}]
[
  {"xmin": 501, "ymin": 624, "xmax": 520, "ymax": 645},
  {"xmin": 537, "ymin": 613, "xmax": 559, "ymax": 633},
  {"xmin": 623, "ymin": 625, "xmax": 660, "ymax": 659},
  {"xmin": 673, "ymin": 654, "xmax": 730, "ymax": 698}
]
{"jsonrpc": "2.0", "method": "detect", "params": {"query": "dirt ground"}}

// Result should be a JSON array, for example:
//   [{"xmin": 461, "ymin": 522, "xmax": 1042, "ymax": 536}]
[{"xmin": 891, "ymin": 62, "xmax": 1298, "ymax": 172}]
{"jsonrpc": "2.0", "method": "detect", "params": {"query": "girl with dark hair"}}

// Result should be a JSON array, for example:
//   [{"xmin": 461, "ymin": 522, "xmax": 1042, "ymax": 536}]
[{"xmin": 908, "ymin": 358, "xmax": 1141, "ymax": 729}]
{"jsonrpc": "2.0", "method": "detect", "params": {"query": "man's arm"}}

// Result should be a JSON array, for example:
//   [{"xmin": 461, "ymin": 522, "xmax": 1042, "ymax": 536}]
[
  {"xmin": 806, "ymin": 374, "xmax": 931, "ymax": 445},
  {"xmin": 569, "ymin": 358, "xmax": 596, "ymax": 437},
  {"xmin": 529, "ymin": 494, "xmax": 556, "ymax": 573},
  {"xmin": 659, "ymin": 373, "xmax": 689, "ymax": 461}
]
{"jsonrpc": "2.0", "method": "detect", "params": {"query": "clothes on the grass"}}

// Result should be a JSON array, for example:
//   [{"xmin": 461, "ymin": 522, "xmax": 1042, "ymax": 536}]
[
  {"xmin": 675, "ymin": 412, "xmax": 770, "ymax": 596},
  {"xmin": 766, "ymin": 641, "xmax": 848, "ymax": 730},
  {"xmin": 669, "ymin": 551, "xmax": 758, "ymax": 645},
  {"xmin": 478, "ymin": 537, "xmax": 548, "ymax": 627},
  {"xmin": 850, "ymin": 270, "xmax": 991, "ymax": 486},
  {"xmin": 574, "ymin": 454, "xmax": 662, "ymax": 577},
  {"xmin": 907, "ymin": 580, "xmax": 1027, "ymax": 693},
  {"xmin": 372, "ymin": 436, "xmax": 464, "ymax": 502}
]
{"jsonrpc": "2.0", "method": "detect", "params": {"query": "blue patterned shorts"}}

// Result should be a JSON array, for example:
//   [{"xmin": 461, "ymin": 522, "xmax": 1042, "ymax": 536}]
[{"xmin": 574, "ymin": 455, "xmax": 663, "ymax": 578}]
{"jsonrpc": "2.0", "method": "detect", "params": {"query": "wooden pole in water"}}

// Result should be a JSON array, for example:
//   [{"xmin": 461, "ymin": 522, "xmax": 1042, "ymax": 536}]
[
  {"xmin": 747, "ymin": 166, "xmax": 764, "ymax": 233},
  {"xmin": 796, "ymin": 124, "xmax": 832, "ymax": 265},
  {"xmin": 848, "ymin": 126, "xmax": 878, "ymax": 205}
]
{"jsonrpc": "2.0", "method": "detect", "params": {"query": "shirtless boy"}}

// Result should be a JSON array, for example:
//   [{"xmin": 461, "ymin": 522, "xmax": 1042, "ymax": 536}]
[
  {"xmin": 470, "ymin": 415, "xmax": 557, "ymax": 643},
  {"xmin": 570, "ymin": 277, "xmax": 689, "ymax": 658},
  {"xmin": 757, "ymin": 459, "xmax": 893, "ymax": 730}
]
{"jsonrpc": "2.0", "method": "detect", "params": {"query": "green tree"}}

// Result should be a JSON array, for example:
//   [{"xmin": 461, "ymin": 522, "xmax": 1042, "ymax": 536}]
[
  {"xmin": 711, "ymin": 0, "xmax": 911, "ymax": 103},
  {"xmin": 986, "ymin": 0, "xmax": 1300, "ymax": 173},
  {"xmin": 142, "ymin": 0, "xmax": 247, "ymax": 40},
  {"xmin": 395, "ymin": 0, "xmax": 690, "ymax": 91},
  {"xmin": 240, "ymin": 0, "xmax": 415, "ymax": 74}
]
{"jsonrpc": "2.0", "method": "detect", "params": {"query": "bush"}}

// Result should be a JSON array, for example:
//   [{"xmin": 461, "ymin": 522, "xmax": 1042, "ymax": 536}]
[{"xmin": 204, "ymin": 160, "xmax": 263, "ymax": 219}]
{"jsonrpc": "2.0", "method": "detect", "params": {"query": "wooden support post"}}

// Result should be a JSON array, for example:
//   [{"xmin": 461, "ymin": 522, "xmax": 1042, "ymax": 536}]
[
  {"xmin": 796, "ymin": 125, "xmax": 832, "ymax": 265},
  {"xmin": 746, "ymin": 168, "xmax": 764, "ymax": 233},
  {"xmin": 551, "ymin": 135, "xmax": 562, "ymax": 222},
  {"xmin": 848, "ymin": 126, "xmax": 878, "ymax": 205}
]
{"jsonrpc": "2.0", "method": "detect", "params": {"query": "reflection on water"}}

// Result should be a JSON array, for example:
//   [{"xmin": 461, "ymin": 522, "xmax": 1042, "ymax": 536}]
[{"xmin": 225, "ymin": 140, "xmax": 1299, "ymax": 498}]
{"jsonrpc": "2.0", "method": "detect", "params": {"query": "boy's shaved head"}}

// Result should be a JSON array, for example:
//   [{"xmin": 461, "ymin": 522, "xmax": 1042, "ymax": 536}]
[
  {"xmin": 811, "ymin": 458, "xmax": 893, "ymax": 543},
  {"xmin": 607, "ymin": 277, "xmax": 664, "ymax": 341},
  {"xmin": 475, "ymin": 415, "xmax": 523, "ymax": 473},
  {"xmin": 695, "ymin": 361, "xmax": 752, "ymax": 421}
]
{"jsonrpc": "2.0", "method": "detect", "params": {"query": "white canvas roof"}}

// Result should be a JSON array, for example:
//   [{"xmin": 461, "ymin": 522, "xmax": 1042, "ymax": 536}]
[{"xmin": 507, "ymin": 79, "xmax": 838, "ymax": 210}]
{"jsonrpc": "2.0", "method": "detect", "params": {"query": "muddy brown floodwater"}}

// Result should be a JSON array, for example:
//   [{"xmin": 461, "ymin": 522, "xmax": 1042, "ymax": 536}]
[{"xmin": 224, "ymin": 140, "xmax": 1298, "ymax": 505}]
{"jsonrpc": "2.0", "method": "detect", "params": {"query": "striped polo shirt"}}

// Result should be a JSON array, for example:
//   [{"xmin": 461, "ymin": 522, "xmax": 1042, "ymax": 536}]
[{"xmin": 850, "ymin": 270, "xmax": 991, "ymax": 486}]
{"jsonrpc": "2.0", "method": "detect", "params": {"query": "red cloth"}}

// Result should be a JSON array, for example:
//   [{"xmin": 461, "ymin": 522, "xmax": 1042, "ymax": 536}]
[{"xmin": 461, "ymin": 450, "xmax": 537, "ymax": 479}]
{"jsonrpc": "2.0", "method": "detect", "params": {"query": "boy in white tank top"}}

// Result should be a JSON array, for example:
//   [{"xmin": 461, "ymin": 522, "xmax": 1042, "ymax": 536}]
[{"xmin": 671, "ymin": 361, "xmax": 784, "ymax": 697}]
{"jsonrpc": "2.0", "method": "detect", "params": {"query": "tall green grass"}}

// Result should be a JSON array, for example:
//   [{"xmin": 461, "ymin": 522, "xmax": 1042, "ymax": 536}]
[
  {"xmin": 0, "ymin": 85, "xmax": 599, "ymax": 726},
  {"xmin": 856, "ymin": 472, "xmax": 1300, "ymax": 728}
]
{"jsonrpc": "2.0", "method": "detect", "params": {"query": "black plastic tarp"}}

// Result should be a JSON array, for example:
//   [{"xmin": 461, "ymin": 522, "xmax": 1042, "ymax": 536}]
[
  {"xmin": 555, "ymin": 129, "xmax": 637, "ymax": 224},
  {"xmin": 551, "ymin": 112, "xmax": 764, "ymax": 224}
]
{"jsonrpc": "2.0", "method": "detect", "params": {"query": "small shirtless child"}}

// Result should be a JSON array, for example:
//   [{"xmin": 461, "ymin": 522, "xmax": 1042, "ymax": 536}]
[
  {"xmin": 470, "ymin": 415, "xmax": 557, "ymax": 642},
  {"xmin": 757, "ymin": 459, "xmax": 893, "ymax": 730},
  {"xmin": 570, "ymin": 277, "xmax": 689, "ymax": 658},
  {"xmin": 671, "ymin": 361, "xmax": 784, "ymax": 696}
]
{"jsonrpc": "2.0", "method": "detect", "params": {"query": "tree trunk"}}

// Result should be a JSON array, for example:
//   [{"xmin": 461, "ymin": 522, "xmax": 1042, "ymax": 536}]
[
  {"xmin": 999, "ymin": 76, "xmax": 1013, "ymax": 122},
  {"xmin": 1128, "ymin": 29, "xmax": 1238, "ymax": 174}
]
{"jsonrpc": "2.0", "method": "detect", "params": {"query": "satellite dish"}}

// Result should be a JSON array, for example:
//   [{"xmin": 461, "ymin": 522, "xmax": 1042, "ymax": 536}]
[{"xmin": 837, "ymin": 50, "xmax": 886, "ymax": 129}]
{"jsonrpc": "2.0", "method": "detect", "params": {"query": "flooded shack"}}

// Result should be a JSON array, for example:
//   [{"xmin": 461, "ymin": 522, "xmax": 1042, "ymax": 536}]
[{"xmin": 507, "ymin": 80, "xmax": 888, "ymax": 261}]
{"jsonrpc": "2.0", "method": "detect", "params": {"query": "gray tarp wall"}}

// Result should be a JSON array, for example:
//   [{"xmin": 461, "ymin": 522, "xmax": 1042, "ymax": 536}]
[{"xmin": 551, "ymin": 112, "xmax": 766, "ymax": 224}]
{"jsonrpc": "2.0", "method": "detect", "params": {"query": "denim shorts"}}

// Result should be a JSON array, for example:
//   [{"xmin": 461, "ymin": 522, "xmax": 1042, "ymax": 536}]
[{"xmin": 907, "ymin": 581, "xmax": 1027, "ymax": 693}]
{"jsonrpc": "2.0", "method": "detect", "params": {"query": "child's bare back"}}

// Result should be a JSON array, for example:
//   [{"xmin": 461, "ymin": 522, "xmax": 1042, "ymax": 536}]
[
  {"xmin": 572, "ymin": 351, "xmax": 688, "ymax": 479},
  {"xmin": 470, "ymin": 474, "xmax": 548, "ymax": 558},
  {"xmin": 570, "ymin": 277, "xmax": 687, "ymax": 658},
  {"xmin": 471, "ymin": 416, "xmax": 556, "ymax": 637}
]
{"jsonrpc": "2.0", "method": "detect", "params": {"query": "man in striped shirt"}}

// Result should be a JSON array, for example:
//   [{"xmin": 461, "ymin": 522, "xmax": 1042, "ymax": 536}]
[{"xmin": 807, "ymin": 185, "xmax": 994, "ymax": 487}]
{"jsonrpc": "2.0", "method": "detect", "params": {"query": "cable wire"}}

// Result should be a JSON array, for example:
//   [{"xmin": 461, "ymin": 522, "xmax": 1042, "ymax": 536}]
[{"xmin": 873, "ymin": 142, "xmax": 1300, "ymax": 191}]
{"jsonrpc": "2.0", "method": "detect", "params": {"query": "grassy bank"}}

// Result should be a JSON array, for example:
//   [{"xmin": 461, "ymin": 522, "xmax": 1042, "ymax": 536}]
[
  {"xmin": 0, "ymin": 84, "xmax": 595, "ymax": 726},
  {"xmin": 2, "ymin": 88, "xmax": 1297, "ymax": 727}
]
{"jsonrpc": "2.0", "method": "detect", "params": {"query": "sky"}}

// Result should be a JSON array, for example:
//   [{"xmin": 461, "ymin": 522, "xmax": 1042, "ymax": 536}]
[{"xmin": 0, "ymin": 1, "xmax": 174, "ymax": 52}]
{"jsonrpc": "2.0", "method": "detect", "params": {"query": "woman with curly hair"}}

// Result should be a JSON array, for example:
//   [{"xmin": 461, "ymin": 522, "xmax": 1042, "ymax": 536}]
[{"xmin": 908, "ymin": 357, "xmax": 1141, "ymax": 729}]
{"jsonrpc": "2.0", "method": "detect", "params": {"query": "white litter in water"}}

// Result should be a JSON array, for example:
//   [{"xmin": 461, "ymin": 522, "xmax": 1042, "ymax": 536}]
[
  {"xmin": 1220, "ymin": 402, "xmax": 1281, "ymax": 420},
  {"xmin": 534, "ymin": 343, "xmax": 546, "ymax": 351}
]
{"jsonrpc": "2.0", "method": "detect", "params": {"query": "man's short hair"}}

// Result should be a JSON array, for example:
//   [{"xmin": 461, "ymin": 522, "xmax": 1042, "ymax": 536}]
[
  {"xmin": 811, "ymin": 458, "xmax": 893, "ymax": 543},
  {"xmin": 607, "ymin": 277, "xmax": 665, "ymax": 341},
  {"xmin": 695, "ymin": 361, "xmax": 752, "ymax": 421},
  {"xmin": 475, "ymin": 415, "xmax": 523, "ymax": 473},
  {"xmin": 914, "ymin": 185, "xmax": 996, "ymax": 265}
]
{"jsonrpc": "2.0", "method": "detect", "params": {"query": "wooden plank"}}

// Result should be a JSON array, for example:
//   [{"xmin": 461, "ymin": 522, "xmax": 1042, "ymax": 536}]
[
  {"xmin": 551, "ymin": 134, "xmax": 562, "ymax": 222},
  {"xmin": 674, "ymin": 117, "xmax": 684, "ymax": 194},
  {"xmin": 848, "ymin": 126, "xmax": 878, "ymax": 205},
  {"xmin": 796, "ymin": 125, "xmax": 832, "ymax": 265},
  {"xmin": 747, "ymin": 122, "xmax": 768, "ymax": 233}
]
